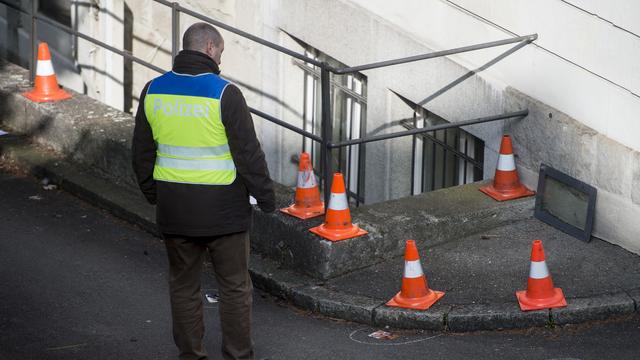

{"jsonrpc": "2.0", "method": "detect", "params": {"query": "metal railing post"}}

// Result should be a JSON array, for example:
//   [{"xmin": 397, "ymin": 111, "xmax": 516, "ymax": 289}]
[
  {"xmin": 171, "ymin": 2, "xmax": 180, "ymax": 60},
  {"xmin": 29, "ymin": 0, "xmax": 37, "ymax": 83},
  {"xmin": 320, "ymin": 64, "xmax": 333, "ymax": 206}
]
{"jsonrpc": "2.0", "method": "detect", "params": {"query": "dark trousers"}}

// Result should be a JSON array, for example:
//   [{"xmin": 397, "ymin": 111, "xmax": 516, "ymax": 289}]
[{"xmin": 163, "ymin": 231, "xmax": 254, "ymax": 360}]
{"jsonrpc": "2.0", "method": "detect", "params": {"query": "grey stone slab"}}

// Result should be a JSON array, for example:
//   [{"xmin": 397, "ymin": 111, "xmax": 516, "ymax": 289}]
[
  {"xmin": 504, "ymin": 86, "xmax": 599, "ymax": 186},
  {"xmin": 288, "ymin": 286, "xmax": 380, "ymax": 324},
  {"xmin": 594, "ymin": 135, "xmax": 634, "ymax": 197},
  {"xmin": 447, "ymin": 303, "xmax": 549, "ymax": 332},
  {"xmin": 504, "ymin": 86, "xmax": 640, "ymax": 256},
  {"xmin": 632, "ymin": 152, "xmax": 640, "ymax": 206},
  {"xmin": 372, "ymin": 303, "xmax": 450, "ymax": 331},
  {"xmin": 550, "ymin": 293, "xmax": 636, "ymax": 325}
]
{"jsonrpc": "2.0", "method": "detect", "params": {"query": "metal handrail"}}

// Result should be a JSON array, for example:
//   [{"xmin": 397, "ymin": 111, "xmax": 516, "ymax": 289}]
[
  {"xmin": 38, "ymin": 12, "xmax": 165, "ymax": 74},
  {"xmin": 0, "ymin": 0, "xmax": 535, "ymax": 206},
  {"xmin": 249, "ymin": 107, "xmax": 322, "ymax": 143},
  {"xmin": 328, "ymin": 110, "xmax": 528, "ymax": 148},
  {"xmin": 333, "ymin": 34, "xmax": 537, "ymax": 74},
  {"xmin": 154, "ymin": 0, "xmax": 325, "ymax": 68}
]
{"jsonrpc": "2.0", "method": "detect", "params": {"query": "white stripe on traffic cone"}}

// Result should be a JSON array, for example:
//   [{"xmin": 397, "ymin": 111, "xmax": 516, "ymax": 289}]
[
  {"xmin": 328, "ymin": 191, "xmax": 349, "ymax": 211},
  {"xmin": 529, "ymin": 260, "xmax": 550, "ymax": 279},
  {"xmin": 36, "ymin": 59, "xmax": 55, "ymax": 76},
  {"xmin": 496, "ymin": 153, "xmax": 516, "ymax": 171},
  {"xmin": 297, "ymin": 168, "xmax": 317, "ymax": 189},
  {"xmin": 403, "ymin": 259, "xmax": 424, "ymax": 279}
]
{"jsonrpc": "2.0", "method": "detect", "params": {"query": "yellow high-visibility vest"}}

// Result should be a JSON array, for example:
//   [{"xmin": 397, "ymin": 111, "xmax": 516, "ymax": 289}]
[{"xmin": 144, "ymin": 71, "xmax": 236, "ymax": 185}]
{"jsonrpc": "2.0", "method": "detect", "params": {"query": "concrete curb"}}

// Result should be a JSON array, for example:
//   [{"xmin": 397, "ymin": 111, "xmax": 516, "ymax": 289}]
[
  {"xmin": 252, "ymin": 251, "xmax": 639, "ymax": 332},
  {"xmin": 289, "ymin": 286, "xmax": 381, "ymax": 325},
  {"xmin": 373, "ymin": 303, "xmax": 449, "ymax": 331},
  {"xmin": 447, "ymin": 303, "xmax": 549, "ymax": 332},
  {"xmin": 550, "ymin": 292, "xmax": 637, "ymax": 325},
  {"xmin": 1, "ymin": 137, "xmax": 639, "ymax": 332}
]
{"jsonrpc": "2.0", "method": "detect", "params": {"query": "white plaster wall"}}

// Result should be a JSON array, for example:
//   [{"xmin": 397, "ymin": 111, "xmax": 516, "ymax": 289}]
[
  {"xmin": 76, "ymin": 0, "xmax": 125, "ymax": 111},
  {"xmin": 348, "ymin": 0, "xmax": 640, "ymax": 153},
  {"xmin": 567, "ymin": 0, "xmax": 640, "ymax": 35},
  {"xmin": 126, "ymin": 0, "xmax": 263, "ymax": 108}
]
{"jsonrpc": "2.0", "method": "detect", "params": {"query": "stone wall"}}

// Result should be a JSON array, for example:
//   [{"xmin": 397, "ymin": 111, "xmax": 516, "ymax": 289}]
[{"xmin": 505, "ymin": 87, "xmax": 640, "ymax": 254}]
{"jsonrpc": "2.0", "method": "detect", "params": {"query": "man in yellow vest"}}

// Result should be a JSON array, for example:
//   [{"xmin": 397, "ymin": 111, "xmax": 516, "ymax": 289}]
[{"xmin": 132, "ymin": 22, "xmax": 275, "ymax": 360}]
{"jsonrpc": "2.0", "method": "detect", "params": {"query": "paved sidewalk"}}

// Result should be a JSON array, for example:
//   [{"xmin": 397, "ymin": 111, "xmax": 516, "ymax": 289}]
[
  {"xmin": 322, "ymin": 217, "xmax": 640, "ymax": 330},
  {"xmin": 1, "ymin": 134, "xmax": 639, "ymax": 332},
  {"xmin": 3, "ymin": 169, "xmax": 640, "ymax": 360},
  {"xmin": 330, "ymin": 217, "xmax": 640, "ymax": 303}
]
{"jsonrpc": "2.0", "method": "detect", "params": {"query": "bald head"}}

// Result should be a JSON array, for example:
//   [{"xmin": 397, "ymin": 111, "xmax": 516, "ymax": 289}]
[{"xmin": 182, "ymin": 22, "xmax": 224, "ymax": 65}]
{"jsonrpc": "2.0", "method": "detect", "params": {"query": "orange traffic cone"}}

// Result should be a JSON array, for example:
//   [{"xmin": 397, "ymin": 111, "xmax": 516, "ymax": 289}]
[
  {"xmin": 386, "ymin": 240, "xmax": 444, "ymax": 310},
  {"xmin": 309, "ymin": 173, "xmax": 367, "ymax": 241},
  {"xmin": 479, "ymin": 135, "xmax": 534, "ymax": 201},
  {"xmin": 516, "ymin": 240, "xmax": 567, "ymax": 311},
  {"xmin": 280, "ymin": 152, "xmax": 325, "ymax": 219},
  {"xmin": 23, "ymin": 42, "xmax": 72, "ymax": 102}
]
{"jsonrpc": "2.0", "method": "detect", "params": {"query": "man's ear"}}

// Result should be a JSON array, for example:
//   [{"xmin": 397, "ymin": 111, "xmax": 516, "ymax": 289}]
[{"xmin": 206, "ymin": 40, "xmax": 213, "ymax": 56}]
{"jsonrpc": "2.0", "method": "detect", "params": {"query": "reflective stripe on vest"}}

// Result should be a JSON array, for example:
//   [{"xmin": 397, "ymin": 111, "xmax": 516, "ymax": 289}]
[
  {"xmin": 144, "ymin": 71, "xmax": 236, "ymax": 185},
  {"xmin": 156, "ymin": 157, "xmax": 236, "ymax": 171},
  {"xmin": 156, "ymin": 143, "xmax": 231, "ymax": 157}
]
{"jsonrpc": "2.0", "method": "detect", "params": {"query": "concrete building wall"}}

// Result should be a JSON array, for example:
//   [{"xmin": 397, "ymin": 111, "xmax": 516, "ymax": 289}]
[
  {"xmin": 75, "ymin": 0, "xmax": 125, "ymax": 111},
  {"xmin": 504, "ymin": 87, "xmax": 640, "ymax": 254},
  {"xmin": 1, "ymin": 0, "xmax": 639, "ymax": 253}
]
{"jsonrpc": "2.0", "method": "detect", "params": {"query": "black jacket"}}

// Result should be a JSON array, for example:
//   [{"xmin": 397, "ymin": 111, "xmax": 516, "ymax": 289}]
[{"xmin": 132, "ymin": 50, "xmax": 275, "ymax": 236}]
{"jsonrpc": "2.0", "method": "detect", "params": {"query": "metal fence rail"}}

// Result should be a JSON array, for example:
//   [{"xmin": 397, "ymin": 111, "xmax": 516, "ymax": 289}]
[
  {"xmin": 0, "ymin": 0, "xmax": 536, "ymax": 206},
  {"xmin": 332, "ymin": 34, "xmax": 536, "ymax": 74},
  {"xmin": 328, "ymin": 110, "xmax": 528, "ymax": 148}
]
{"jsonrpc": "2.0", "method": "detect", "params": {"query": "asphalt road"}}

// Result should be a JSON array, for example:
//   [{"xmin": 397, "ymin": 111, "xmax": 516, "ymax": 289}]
[{"xmin": 1, "ymin": 169, "xmax": 639, "ymax": 360}]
